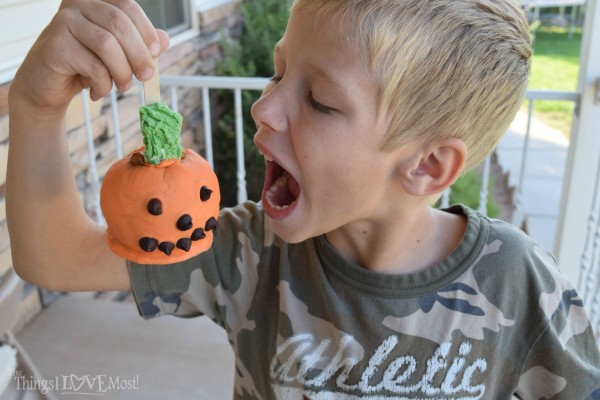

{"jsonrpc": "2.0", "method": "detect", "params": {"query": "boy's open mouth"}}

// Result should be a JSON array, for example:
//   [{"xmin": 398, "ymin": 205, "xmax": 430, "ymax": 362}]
[{"xmin": 262, "ymin": 159, "xmax": 300, "ymax": 216}]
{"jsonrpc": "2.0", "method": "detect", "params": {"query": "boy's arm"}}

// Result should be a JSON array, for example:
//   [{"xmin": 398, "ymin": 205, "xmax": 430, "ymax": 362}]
[{"xmin": 6, "ymin": 0, "xmax": 169, "ymax": 292}]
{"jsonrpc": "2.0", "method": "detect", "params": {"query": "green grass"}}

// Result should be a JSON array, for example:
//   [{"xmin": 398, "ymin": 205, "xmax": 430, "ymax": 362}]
[
  {"xmin": 528, "ymin": 24, "xmax": 582, "ymax": 136},
  {"xmin": 437, "ymin": 170, "xmax": 499, "ymax": 218}
]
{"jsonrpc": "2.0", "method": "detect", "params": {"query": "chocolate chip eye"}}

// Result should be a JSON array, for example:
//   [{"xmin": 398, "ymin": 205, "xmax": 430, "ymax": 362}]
[
  {"xmin": 200, "ymin": 186, "xmax": 213, "ymax": 202},
  {"xmin": 147, "ymin": 198, "xmax": 163, "ymax": 216},
  {"xmin": 158, "ymin": 242, "xmax": 175, "ymax": 255},
  {"xmin": 205, "ymin": 217, "xmax": 217, "ymax": 232},
  {"xmin": 177, "ymin": 238, "xmax": 192, "ymax": 252},
  {"xmin": 139, "ymin": 237, "xmax": 158, "ymax": 252},
  {"xmin": 177, "ymin": 214, "xmax": 193, "ymax": 231},
  {"xmin": 191, "ymin": 228, "xmax": 206, "ymax": 241}
]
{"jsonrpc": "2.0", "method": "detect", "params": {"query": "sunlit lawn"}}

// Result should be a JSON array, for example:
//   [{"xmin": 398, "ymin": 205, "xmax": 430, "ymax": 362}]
[{"xmin": 528, "ymin": 23, "xmax": 582, "ymax": 137}]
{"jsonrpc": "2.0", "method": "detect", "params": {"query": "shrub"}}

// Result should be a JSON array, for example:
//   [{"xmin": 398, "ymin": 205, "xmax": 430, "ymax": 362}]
[
  {"xmin": 439, "ymin": 170, "xmax": 499, "ymax": 218},
  {"xmin": 214, "ymin": 0, "xmax": 289, "ymax": 206}
]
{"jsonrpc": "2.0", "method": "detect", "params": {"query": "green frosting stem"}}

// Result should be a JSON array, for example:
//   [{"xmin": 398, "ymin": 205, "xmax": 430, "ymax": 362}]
[{"xmin": 139, "ymin": 102, "xmax": 183, "ymax": 165}]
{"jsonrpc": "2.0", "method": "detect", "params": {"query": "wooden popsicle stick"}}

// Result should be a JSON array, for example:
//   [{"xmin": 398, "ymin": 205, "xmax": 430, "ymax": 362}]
[{"xmin": 143, "ymin": 58, "xmax": 161, "ymax": 105}]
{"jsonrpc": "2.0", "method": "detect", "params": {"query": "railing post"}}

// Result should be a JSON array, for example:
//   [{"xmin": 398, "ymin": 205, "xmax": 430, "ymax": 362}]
[
  {"xmin": 170, "ymin": 86, "xmax": 179, "ymax": 114},
  {"xmin": 440, "ymin": 188, "xmax": 451, "ymax": 209},
  {"xmin": 81, "ymin": 90, "xmax": 103, "ymax": 225},
  {"xmin": 512, "ymin": 99, "xmax": 535, "ymax": 229},
  {"xmin": 109, "ymin": 86, "xmax": 123, "ymax": 159},
  {"xmin": 477, "ymin": 155, "xmax": 491, "ymax": 216},
  {"xmin": 234, "ymin": 88, "xmax": 248, "ymax": 203},
  {"xmin": 202, "ymin": 87, "xmax": 214, "ymax": 168}
]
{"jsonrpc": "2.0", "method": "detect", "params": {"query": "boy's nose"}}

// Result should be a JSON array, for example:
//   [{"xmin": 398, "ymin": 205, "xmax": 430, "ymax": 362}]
[{"xmin": 251, "ymin": 87, "xmax": 288, "ymax": 133}]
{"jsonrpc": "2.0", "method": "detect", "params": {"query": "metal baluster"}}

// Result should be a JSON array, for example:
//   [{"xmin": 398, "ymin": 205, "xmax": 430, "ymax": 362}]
[
  {"xmin": 202, "ymin": 87, "xmax": 214, "ymax": 168},
  {"xmin": 512, "ymin": 99, "xmax": 535, "ymax": 229},
  {"xmin": 569, "ymin": 6, "xmax": 577, "ymax": 40},
  {"xmin": 170, "ymin": 86, "xmax": 179, "ymax": 114},
  {"xmin": 109, "ymin": 86, "xmax": 123, "ymax": 159},
  {"xmin": 81, "ymin": 90, "xmax": 103, "ymax": 224},
  {"xmin": 440, "ymin": 187, "xmax": 451, "ymax": 209},
  {"xmin": 139, "ymin": 80, "xmax": 145, "ymax": 105},
  {"xmin": 478, "ymin": 155, "xmax": 491, "ymax": 216},
  {"xmin": 234, "ymin": 88, "xmax": 248, "ymax": 203}
]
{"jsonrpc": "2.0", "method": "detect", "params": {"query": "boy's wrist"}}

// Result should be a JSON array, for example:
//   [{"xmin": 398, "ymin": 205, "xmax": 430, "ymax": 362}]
[{"xmin": 8, "ymin": 80, "xmax": 70, "ymax": 123}]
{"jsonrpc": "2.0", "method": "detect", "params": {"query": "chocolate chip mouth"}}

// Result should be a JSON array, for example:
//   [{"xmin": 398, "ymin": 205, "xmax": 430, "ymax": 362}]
[
  {"xmin": 140, "ymin": 195, "xmax": 218, "ymax": 256},
  {"xmin": 138, "ymin": 214, "xmax": 217, "ymax": 256},
  {"xmin": 264, "ymin": 160, "xmax": 300, "ymax": 209}
]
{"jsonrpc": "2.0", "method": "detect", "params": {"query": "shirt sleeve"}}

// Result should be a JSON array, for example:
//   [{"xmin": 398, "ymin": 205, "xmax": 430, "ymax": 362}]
[
  {"xmin": 513, "ymin": 246, "xmax": 600, "ymax": 399},
  {"xmin": 127, "ymin": 201, "xmax": 266, "ymax": 333},
  {"xmin": 514, "ymin": 319, "xmax": 600, "ymax": 399}
]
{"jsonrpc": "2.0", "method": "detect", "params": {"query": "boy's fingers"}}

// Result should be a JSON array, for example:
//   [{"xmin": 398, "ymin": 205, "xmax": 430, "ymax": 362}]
[
  {"xmin": 102, "ymin": 0, "xmax": 162, "ymax": 55},
  {"xmin": 24, "ymin": 27, "xmax": 113, "ymax": 108},
  {"xmin": 156, "ymin": 29, "xmax": 171, "ymax": 54},
  {"xmin": 62, "ymin": 42, "xmax": 114, "ymax": 100},
  {"xmin": 67, "ymin": 10, "xmax": 134, "ymax": 90},
  {"xmin": 76, "ymin": 0, "xmax": 155, "ymax": 81}
]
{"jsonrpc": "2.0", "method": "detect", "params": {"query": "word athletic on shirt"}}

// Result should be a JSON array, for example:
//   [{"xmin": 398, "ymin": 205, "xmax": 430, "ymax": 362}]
[{"xmin": 270, "ymin": 333, "xmax": 487, "ymax": 399}]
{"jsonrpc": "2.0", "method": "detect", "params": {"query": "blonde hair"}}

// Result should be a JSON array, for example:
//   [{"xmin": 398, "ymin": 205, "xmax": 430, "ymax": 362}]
[{"xmin": 292, "ymin": 0, "xmax": 531, "ymax": 171}]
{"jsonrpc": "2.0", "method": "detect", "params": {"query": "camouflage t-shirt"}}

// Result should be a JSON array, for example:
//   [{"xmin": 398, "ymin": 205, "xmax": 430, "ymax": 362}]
[{"xmin": 128, "ymin": 201, "xmax": 600, "ymax": 399}]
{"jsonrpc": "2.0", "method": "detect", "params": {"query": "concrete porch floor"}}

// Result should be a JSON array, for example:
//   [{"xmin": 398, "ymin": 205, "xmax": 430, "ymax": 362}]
[{"xmin": 2, "ymin": 295, "xmax": 234, "ymax": 399}]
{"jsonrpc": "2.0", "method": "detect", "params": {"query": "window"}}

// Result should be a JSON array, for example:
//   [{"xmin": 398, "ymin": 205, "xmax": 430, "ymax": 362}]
[{"xmin": 137, "ymin": 0, "xmax": 191, "ymax": 36}]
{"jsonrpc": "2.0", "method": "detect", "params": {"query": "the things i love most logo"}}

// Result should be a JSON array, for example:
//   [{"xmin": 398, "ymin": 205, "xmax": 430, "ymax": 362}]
[{"xmin": 9, "ymin": 368, "xmax": 139, "ymax": 395}]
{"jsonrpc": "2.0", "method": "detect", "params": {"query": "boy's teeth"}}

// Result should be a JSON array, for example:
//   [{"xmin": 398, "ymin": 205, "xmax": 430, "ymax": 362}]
[
  {"xmin": 264, "ymin": 155, "xmax": 274, "ymax": 162},
  {"xmin": 265, "ymin": 172, "xmax": 297, "ymax": 210},
  {"xmin": 267, "ymin": 172, "xmax": 289, "ymax": 193},
  {"xmin": 266, "ymin": 196, "xmax": 293, "ymax": 210}
]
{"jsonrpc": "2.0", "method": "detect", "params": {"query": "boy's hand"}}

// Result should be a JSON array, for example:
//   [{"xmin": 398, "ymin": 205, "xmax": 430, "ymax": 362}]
[
  {"xmin": 13, "ymin": 0, "xmax": 169, "ymax": 113},
  {"xmin": 7, "ymin": 0, "xmax": 169, "ymax": 292}
]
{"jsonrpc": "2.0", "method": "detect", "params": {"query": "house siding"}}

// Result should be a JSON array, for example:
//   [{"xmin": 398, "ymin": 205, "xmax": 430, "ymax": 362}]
[{"xmin": 0, "ymin": 0, "xmax": 61, "ymax": 82}]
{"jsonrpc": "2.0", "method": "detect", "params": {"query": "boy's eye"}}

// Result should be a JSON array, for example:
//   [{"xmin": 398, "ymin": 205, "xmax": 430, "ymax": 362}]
[
  {"xmin": 309, "ymin": 94, "xmax": 336, "ymax": 115},
  {"xmin": 266, "ymin": 76, "xmax": 335, "ymax": 115}
]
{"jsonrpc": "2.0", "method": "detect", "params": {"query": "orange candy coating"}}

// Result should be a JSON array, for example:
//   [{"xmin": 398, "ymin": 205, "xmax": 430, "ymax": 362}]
[{"xmin": 100, "ymin": 147, "xmax": 220, "ymax": 264}]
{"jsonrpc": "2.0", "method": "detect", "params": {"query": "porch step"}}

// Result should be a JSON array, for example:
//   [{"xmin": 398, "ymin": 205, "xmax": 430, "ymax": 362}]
[{"xmin": 6, "ymin": 296, "xmax": 234, "ymax": 399}]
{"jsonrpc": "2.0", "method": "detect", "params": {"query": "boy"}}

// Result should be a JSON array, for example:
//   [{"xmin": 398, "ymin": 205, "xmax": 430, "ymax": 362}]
[{"xmin": 7, "ymin": 0, "xmax": 600, "ymax": 398}]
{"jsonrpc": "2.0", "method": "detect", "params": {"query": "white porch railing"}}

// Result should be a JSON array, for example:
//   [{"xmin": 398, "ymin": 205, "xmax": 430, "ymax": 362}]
[
  {"xmin": 78, "ymin": 75, "xmax": 600, "ymax": 340},
  {"xmin": 160, "ymin": 76, "xmax": 270, "ymax": 204},
  {"xmin": 510, "ymin": 90, "xmax": 580, "ymax": 230}
]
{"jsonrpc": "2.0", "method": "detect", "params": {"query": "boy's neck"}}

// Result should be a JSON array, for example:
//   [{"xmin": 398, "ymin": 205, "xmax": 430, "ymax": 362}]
[{"xmin": 325, "ymin": 204, "xmax": 467, "ymax": 275}]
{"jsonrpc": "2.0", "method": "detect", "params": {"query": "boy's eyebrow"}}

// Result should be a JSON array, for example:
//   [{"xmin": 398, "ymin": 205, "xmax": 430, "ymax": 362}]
[
  {"xmin": 274, "ymin": 43, "xmax": 352, "ymax": 98},
  {"xmin": 307, "ymin": 63, "xmax": 351, "ymax": 98}
]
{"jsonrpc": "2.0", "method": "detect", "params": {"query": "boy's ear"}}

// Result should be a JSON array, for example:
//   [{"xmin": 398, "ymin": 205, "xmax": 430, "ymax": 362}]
[{"xmin": 399, "ymin": 138, "xmax": 467, "ymax": 197}]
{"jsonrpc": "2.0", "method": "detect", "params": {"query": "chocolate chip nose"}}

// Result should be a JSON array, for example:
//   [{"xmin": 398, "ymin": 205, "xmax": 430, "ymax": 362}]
[
  {"xmin": 147, "ymin": 198, "xmax": 163, "ymax": 216},
  {"xmin": 177, "ymin": 214, "xmax": 193, "ymax": 231}
]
